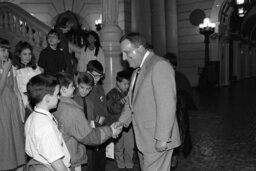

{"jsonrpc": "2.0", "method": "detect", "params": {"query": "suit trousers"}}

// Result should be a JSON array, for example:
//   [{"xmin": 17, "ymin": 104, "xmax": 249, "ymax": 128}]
[
  {"xmin": 114, "ymin": 126, "xmax": 134, "ymax": 169},
  {"xmin": 138, "ymin": 149, "xmax": 174, "ymax": 171}
]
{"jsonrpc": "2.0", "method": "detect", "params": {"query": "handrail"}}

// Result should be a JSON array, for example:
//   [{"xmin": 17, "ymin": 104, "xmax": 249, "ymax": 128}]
[
  {"xmin": 0, "ymin": 2, "xmax": 50, "ymax": 33},
  {"xmin": 0, "ymin": 2, "xmax": 81, "ymax": 58}
]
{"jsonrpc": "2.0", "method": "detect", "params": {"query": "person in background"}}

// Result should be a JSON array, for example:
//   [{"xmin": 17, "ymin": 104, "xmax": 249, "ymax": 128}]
[
  {"xmin": 0, "ymin": 38, "xmax": 26, "ymax": 171},
  {"xmin": 54, "ymin": 17, "xmax": 74, "ymax": 74},
  {"xmin": 164, "ymin": 52, "xmax": 194, "ymax": 100},
  {"xmin": 38, "ymin": 29, "xmax": 66, "ymax": 75},
  {"xmin": 164, "ymin": 52, "xmax": 197, "ymax": 169},
  {"xmin": 78, "ymin": 31, "xmax": 105, "ymax": 73},
  {"xmin": 86, "ymin": 60, "xmax": 108, "ymax": 126},
  {"xmin": 13, "ymin": 41, "xmax": 42, "ymax": 120},
  {"xmin": 54, "ymin": 72, "xmax": 121, "ymax": 171},
  {"xmin": 116, "ymin": 32, "xmax": 181, "ymax": 171},
  {"xmin": 25, "ymin": 74, "xmax": 71, "ymax": 171},
  {"xmin": 106, "ymin": 70, "xmax": 135, "ymax": 171},
  {"xmin": 86, "ymin": 60, "xmax": 108, "ymax": 171}
]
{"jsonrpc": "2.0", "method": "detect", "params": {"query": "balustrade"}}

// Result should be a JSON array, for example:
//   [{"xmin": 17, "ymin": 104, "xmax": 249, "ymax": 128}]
[{"xmin": 0, "ymin": 2, "xmax": 81, "ymax": 59}]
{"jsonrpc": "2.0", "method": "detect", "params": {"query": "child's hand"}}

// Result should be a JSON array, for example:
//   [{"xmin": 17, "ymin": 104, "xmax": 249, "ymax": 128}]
[
  {"xmin": 2, "ymin": 58, "xmax": 12, "ymax": 73},
  {"xmin": 110, "ymin": 121, "xmax": 123, "ymax": 138}
]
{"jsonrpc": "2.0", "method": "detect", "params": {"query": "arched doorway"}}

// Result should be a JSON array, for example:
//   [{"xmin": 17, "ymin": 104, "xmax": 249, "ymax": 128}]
[
  {"xmin": 209, "ymin": 0, "xmax": 256, "ymax": 86},
  {"xmin": 51, "ymin": 11, "xmax": 90, "ymax": 47}
]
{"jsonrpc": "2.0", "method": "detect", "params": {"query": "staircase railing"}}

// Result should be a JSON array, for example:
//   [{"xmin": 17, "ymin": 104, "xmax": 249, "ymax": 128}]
[{"xmin": 0, "ymin": 2, "xmax": 81, "ymax": 58}]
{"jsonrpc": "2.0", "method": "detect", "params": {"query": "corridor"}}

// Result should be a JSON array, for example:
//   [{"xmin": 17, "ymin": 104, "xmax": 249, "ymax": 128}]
[
  {"xmin": 176, "ymin": 77, "xmax": 256, "ymax": 171},
  {"xmin": 106, "ymin": 77, "xmax": 256, "ymax": 171}
]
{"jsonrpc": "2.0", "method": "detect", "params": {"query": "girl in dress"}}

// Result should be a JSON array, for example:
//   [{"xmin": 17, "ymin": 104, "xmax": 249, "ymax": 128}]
[
  {"xmin": 0, "ymin": 38, "xmax": 26, "ymax": 170},
  {"xmin": 12, "ymin": 41, "xmax": 42, "ymax": 120},
  {"xmin": 78, "ymin": 31, "xmax": 105, "ymax": 72}
]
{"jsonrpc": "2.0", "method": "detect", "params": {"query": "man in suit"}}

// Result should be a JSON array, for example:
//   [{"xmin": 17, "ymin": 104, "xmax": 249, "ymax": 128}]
[{"xmin": 116, "ymin": 33, "xmax": 181, "ymax": 171}]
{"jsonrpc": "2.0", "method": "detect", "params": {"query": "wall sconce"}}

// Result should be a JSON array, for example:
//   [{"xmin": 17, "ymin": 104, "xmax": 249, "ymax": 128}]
[{"xmin": 95, "ymin": 15, "xmax": 102, "ymax": 31}]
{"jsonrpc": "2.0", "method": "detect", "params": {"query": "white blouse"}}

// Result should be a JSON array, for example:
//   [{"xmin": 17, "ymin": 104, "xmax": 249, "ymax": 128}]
[
  {"xmin": 78, "ymin": 46, "xmax": 105, "ymax": 73},
  {"xmin": 13, "ymin": 66, "xmax": 41, "ymax": 106}
]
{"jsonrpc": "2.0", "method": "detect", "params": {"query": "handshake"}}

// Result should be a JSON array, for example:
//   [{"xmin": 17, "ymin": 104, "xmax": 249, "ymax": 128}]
[{"xmin": 110, "ymin": 121, "xmax": 125, "ymax": 139}]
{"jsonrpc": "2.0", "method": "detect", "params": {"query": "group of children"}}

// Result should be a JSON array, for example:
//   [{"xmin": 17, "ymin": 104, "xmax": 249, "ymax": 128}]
[{"xmin": 0, "ymin": 26, "xmax": 135, "ymax": 171}]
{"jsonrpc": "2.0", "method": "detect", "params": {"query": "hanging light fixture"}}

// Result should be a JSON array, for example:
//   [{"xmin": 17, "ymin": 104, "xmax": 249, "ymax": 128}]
[
  {"xmin": 235, "ymin": 0, "xmax": 250, "ymax": 17},
  {"xmin": 236, "ymin": 0, "xmax": 245, "ymax": 5}
]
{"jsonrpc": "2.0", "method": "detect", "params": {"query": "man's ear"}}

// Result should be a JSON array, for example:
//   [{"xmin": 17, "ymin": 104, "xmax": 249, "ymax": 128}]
[{"xmin": 137, "ymin": 45, "xmax": 145, "ymax": 53}]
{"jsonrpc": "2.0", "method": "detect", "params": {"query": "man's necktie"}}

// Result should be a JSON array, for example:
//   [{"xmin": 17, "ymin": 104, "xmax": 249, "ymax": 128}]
[
  {"xmin": 131, "ymin": 67, "xmax": 141, "ymax": 101},
  {"xmin": 82, "ymin": 97, "xmax": 88, "ymax": 119}
]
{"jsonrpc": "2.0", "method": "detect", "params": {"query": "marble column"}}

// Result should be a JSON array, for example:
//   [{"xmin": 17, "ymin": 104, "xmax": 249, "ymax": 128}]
[
  {"xmin": 131, "ymin": 0, "xmax": 151, "ymax": 45},
  {"xmin": 100, "ymin": 0, "xmax": 123, "ymax": 93},
  {"xmin": 219, "ymin": 36, "xmax": 230, "ymax": 86},
  {"xmin": 232, "ymin": 41, "xmax": 241, "ymax": 80},
  {"xmin": 252, "ymin": 47, "xmax": 256, "ymax": 76},
  {"xmin": 165, "ymin": 0, "xmax": 178, "ymax": 55},
  {"xmin": 151, "ymin": 0, "xmax": 166, "ymax": 55},
  {"xmin": 242, "ymin": 44, "xmax": 250, "ymax": 78},
  {"xmin": 248, "ymin": 47, "xmax": 253, "ymax": 76}
]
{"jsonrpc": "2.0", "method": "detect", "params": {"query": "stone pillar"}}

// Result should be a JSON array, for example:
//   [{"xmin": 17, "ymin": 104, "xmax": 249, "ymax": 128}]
[
  {"xmin": 131, "ymin": 0, "xmax": 151, "ymax": 44},
  {"xmin": 151, "ymin": 0, "xmax": 166, "ymax": 55},
  {"xmin": 100, "ymin": 0, "xmax": 123, "ymax": 93},
  {"xmin": 243, "ymin": 44, "xmax": 250, "ymax": 78},
  {"xmin": 252, "ymin": 47, "xmax": 256, "ymax": 76},
  {"xmin": 240, "ymin": 44, "xmax": 247, "ymax": 79},
  {"xmin": 219, "ymin": 36, "xmax": 230, "ymax": 86},
  {"xmin": 248, "ymin": 46, "xmax": 253, "ymax": 77},
  {"xmin": 232, "ymin": 41, "xmax": 241, "ymax": 80},
  {"xmin": 165, "ymin": 0, "xmax": 178, "ymax": 55}
]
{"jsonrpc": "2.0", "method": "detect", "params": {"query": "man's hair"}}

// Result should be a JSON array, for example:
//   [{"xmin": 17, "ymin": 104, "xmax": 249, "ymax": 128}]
[
  {"xmin": 55, "ymin": 72, "xmax": 74, "ymax": 88},
  {"xmin": 116, "ymin": 70, "xmax": 131, "ymax": 82},
  {"xmin": 47, "ymin": 29, "xmax": 60, "ymax": 40},
  {"xmin": 87, "ymin": 60, "xmax": 104, "ymax": 75},
  {"xmin": 120, "ymin": 32, "xmax": 147, "ymax": 48},
  {"xmin": 27, "ymin": 74, "xmax": 59, "ymax": 108},
  {"xmin": 164, "ymin": 52, "xmax": 177, "ymax": 67},
  {"xmin": 77, "ymin": 72, "xmax": 94, "ymax": 87}
]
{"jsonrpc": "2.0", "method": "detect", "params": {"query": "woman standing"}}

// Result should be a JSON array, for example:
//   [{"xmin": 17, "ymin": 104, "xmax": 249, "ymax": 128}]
[
  {"xmin": 0, "ymin": 38, "xmax": 26, "ymax": 171},
  {"xmin": 78, "ymin": 31, "xmax": 105, "ymax": 73},
  {"xmin": 13, "ymin": 41, "xmax": 42, "ymax": 120}
]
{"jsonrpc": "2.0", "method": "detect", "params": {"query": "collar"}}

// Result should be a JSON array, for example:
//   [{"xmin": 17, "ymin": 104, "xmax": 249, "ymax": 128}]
[
  {"xmin": 59, "ymin": 96, "xmax": 83, "ymax": 110},
  {"xmin": 139, "ymin": 50, "xmax": 150, "ymax": 68},
  {"xmin": 60, "ymin": 96, "xmax": 73, "ymax": 103},
  {"xmin": 34, "ymin": 107, "xmax": 53, "ymax": 118}
]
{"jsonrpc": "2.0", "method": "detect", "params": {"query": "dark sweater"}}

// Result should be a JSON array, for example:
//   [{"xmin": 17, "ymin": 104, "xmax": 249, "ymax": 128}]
[{"xmin": 38, "ymin": 46, "xmax": 66, "ymax": 75}]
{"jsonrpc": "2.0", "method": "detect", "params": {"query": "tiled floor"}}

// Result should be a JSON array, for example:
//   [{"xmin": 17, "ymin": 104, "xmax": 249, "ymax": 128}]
[{"xmin": 106, "ymin": 78, "xmax": 256, "ymax": 171}]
